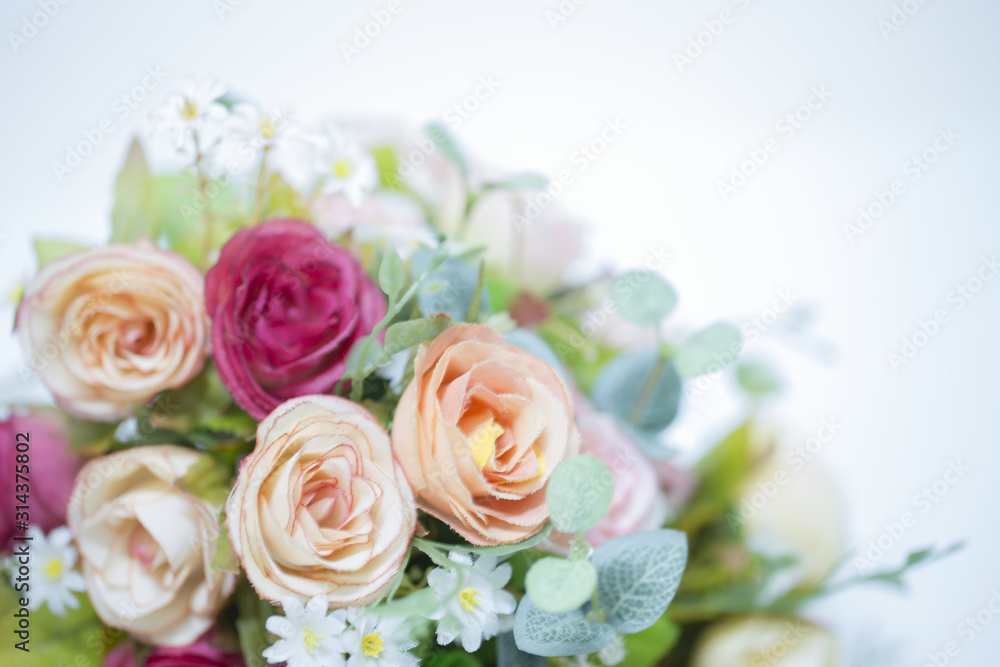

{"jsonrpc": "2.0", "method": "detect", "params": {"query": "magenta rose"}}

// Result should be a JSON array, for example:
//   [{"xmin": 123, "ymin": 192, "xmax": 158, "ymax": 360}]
[
  {"xmin": 102, "ymin": 635, "xmax": 245, "ymax": 667},
  {"xmin": 205, "ymin": 219, "xmax": 386, "ymax": 420},
  {"xmin": 0, "ymin": 408, "xmax": 81, "ymax": 547}
]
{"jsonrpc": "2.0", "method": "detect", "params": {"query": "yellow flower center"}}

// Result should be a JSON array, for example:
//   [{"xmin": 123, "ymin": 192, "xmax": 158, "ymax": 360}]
[
  {"xmin": 362, "ymin": 632, "xmax": 385, "ymax": 658},
  {"xmin": 44, "ymin": 558, "xmax": 63, "ymax": 580},
  {"xmin": 469, "ymin": 420, "xmax": 504, "ymax": 469},
  {"xmin": 259, "ymin": 117, "xmax": 276, "ymax": 140},
  {"xmin": 302, "ymin": 628, "xmax": 324, "ymax": 654},
  {"xmin": 459, "ymin": 587, "xmax": 482, "ymax": 612},
  {"xmin": 180, "ymin": 98, "xmax": 199, "ymax": 121},
  {"xmin": 333, "ymin": 157, "xmax": 355, "ymax": 179}
]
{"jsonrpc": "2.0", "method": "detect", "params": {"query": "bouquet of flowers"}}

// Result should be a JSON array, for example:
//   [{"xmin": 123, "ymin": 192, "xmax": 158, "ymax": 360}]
[{"xmin": 1, "ymin": 79, "xmax": 954, "ymax": 667}]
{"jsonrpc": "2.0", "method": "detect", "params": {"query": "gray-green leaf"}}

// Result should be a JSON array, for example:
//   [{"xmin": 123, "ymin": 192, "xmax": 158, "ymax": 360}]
[
  {"xmin": 384, "ymin": 316, "xmax": 452, "ymax": 355},
  {"xmin": 611, "ymin": 271, "xmax": 677, "ymax": 326},
  {"xmin": 526, "ymin": 557, "xmax": 597, "ymax": 614},
  {"xmin": 736, "ymin": 361, "xmax": 780, "ymax": 395},
  {"xmin": 513, "ymin": 594, "xmax": 616, "ymax": 657},
  {"xmin": 547, "ymin": 455, "xmax": 614, "ymax": 533},
  {"xmin": 673, "ymin": 323, "xmax": 742, "ymax": 377},
  {"xmin": 592, "ymin": 349, "xmax": 682, "ymax": 433},
  {"xmin": 427, "ymin": 122, "xmax": 467, "ymax": 175},
  {"xmin": 378, "ymin": 245, "xmax": 405, "ymax": 298},
  {"xmin": 593, "ymin": 529, "xmax": 688, "ymax": 633}
]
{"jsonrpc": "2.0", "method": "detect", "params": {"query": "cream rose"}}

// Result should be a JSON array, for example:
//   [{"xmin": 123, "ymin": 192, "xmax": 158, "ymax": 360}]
[
  {"xmin": 692, "ymin": 616, "xmax": 838, "ymax": 667},
  {"xmin": 226, "ymin": 395, "xmax": 415, "ymax": 606},
  {"xmin": 17, "ymin": 241, "xmax": 207, "ymax": 421},
  {"xmin": 67, "ymin": 445, "xmax": 236, "ymax": 647},
  {"xmin": 391, "ymin": 324, "xmax": 579, "ymax": 546}
]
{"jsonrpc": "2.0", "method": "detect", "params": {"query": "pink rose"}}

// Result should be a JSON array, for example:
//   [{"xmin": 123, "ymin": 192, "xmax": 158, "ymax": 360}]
[
  {"xmin": 102, "ymin": 635, "xmax": 245, "ymax": 667},
  {"xmin": 0, "ymin": 407, "xmax": 82, "ymax": 547},
  {"xmin": 205, "ymin": 219, "xmax": 386, "ymax": 420},
  {"xmin": 17, "ymin": 242, "xmax": 207, "ymax": 421}
]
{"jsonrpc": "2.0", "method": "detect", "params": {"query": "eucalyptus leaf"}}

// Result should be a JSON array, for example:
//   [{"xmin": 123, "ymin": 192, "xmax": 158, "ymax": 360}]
[
  {"xmin": 384, "ymin": 316, "xmax": 453, "ymax": 355},
  {"xmin": 415, "ymin": 523, "xmax": 553, "ymax": 558},
  {"xmin": 513, "ymin": 594, "xmax": 616, "ymax": 657},
  {"xmin": 593, "ymin": 529, "xmax": 688, "ymax": 633},
  {"xmin": 378, "ymin": 245, "xmax": 405, "ymax": 298},
  {"xmin": 497, "ymin": 630, "xmax": 545, "ymax": 667},
  {"xmin": 736, "ymin": 361, "xmax": 781, "ymax": 395},
  {"xmin": 673, "ymin": 323, "xmax": 742, "ymax": 378},
  {"xmin": 486, "ymin": 173, "xmax": 549, "ymax": 190},
  {"xmin": 33, "ymin": 238, "xmax": 86, "ymax": 268},
  {"xmin": 427, "ymin": 122, "xmax": 468, "ymax": 175},
  {"xmin": 547, "ymin": 455, "xmax": 614, "ymax": 533},
  {"xmin": 526, "ymin": 557, "xmax": 598, "ymax": 614},
  {"xmin": 412, "ymin": 250, "xmax": 488, "ymax": 321},
  {"xmin": 592, "ymin": 349, "xmax": 682, "ymax": 432},
  {"xmin": 504, "ymin": 328, "xmax": 567, "ymax": 381},
  {"xmin": 611, "ymin": 271, "xmax": 677, "ymax": 326}
]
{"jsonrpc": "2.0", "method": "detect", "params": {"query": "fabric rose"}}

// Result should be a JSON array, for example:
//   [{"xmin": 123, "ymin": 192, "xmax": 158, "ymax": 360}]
[
  {"xmin": 226, "ymin": 395, "xmax": 415, "ymax": 606},
  {"xmin": 692, "ymin": 616, "xmax": 838, "ymax": 667},
  {"xmin": 0, "ymin": 407, "xmax": 82, "ymax": 548},
  {"xmin": 391, "ymin": 324, "xmax": 579, "ymax": 546},
  {"xmin": 205, "ymin": 219, "xmax": 386, "ymax": 420},
  {"xmin": 67, "ymin": 445, "xmax": 236, "ymax": 647},
  {"xmin": 17, "ymin": 242, "xmax": 207, "ymax": 421},
  {"xmin": 102, "ymin": 635, "xmax": 245, "ymax": 667}
]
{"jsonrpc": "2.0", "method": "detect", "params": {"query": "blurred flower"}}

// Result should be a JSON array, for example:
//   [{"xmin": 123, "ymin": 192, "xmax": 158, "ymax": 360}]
[
  {"xmin": 226, "ymin": 396, "xmax": 415, "ymax": 606},
  {"xmin": 311, "ymin": 191, "xmax": 435, "ymax": 257},
  {"xmin": 67, "ymin": 445, "xmax": 236, "ymax": 647},
  {"xmin": 427, "ymin": 552, "xmax": 516, "ymax": 652},
  {"xmin": 5, "ymin": 526, "xmax": 84, "ymax": 616},
  {"xmin": 462, "ymin": 189, "xmax": 587, "ymax": 297},
  {"xmin": 691, "ymin": 616, "xmax": 838, "ymax": 667},
  {"xmin": 227, "ymin": 103, "xmax": 293, "ymax": 150},
  {"xmin": 312, "ymin": 125, "xmax": 378, "ymax": 207},
  {"xmin": 263, "ymin": 595, "xmax": 347, "ymax": 667},
  {"xmin": 341, "ymin": 608, "xmax": 418, "ymax": 667},
  {"xmin": 104, "ymin": 634, "xmax": 246, "ymax": 667},
  {"xmin": 391, "ymin": 324, "xmax": 579, "ymax": 546},
  {"xmin": 152, "ymin": 78, "xmax": 228, "ymax": 150},
  {"xmin": 17, "ymin": 242, "xmax": 207, "ymax": 422},
  {"xmin": 0, "ymin": 407, "xmax": 81, "ymax": 548},
  {"xmin": 205, "ymin": 219, "xmax": 385, "ymax": 420}
]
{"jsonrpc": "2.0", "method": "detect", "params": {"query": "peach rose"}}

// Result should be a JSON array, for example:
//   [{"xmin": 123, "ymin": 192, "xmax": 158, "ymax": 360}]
[
  {"xmin": 67, "ymin": 445, "xmax": 236, "ymax": 647},
  {"xmin": 391, "ymin": 324, "xmax": 579, "ymax": 546},
  {"xmin": 226, "ymin": 395, "xmax": 415, "ymax": 606},
  {"xmin": 18, "ymin": 242, "xmax": 207, "ymax": 421}
]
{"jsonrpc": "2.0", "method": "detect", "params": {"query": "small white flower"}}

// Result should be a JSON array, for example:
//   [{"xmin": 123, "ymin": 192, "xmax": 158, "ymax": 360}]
[
  {"xmin": 152, "ymin": 78, "xmax": 229, "ymax": 150},
  {"xmin": 6, "ymin": 526, "xmax": 85, "ymax": 616},
  {"xmin": 227, "ymin": 103, "xmax": 294, "ymax": 149},
  {"xmin": 427, "ymin": 552, "xmax": 516, "ymax": 652},
  {"xmin": 312, "ymin": 125, "xmax": 378, "ymax": 208},
  {"xmin": 341, "ymin": 608, "xmax": 419, "ymax": 667},
  {"xmin": 263, "ymin": 595, "xmax": 348, "ymax": 667}
]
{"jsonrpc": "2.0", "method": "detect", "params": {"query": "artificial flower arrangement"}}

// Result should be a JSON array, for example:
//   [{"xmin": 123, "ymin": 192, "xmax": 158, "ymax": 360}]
[{"xmin": 0, "ymin": 79, "xmax": 956, "ymax": 667}]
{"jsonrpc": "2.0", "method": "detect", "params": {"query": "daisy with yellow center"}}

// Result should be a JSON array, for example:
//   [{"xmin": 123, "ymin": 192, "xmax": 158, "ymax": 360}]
[
  {"xmin": 341, "ymin": 608, "xmax": 419, "ymax": 667},
  {"xmin": 6, "ymin": 526, "xmax": 85, "ymax": 617},
  {"xmin": 262, "ymin": 595, "xmax": 347, "ymax": 667},
  {"xmin": 427, "ymin": 552, "xmax": 518, "ymax": 652}
]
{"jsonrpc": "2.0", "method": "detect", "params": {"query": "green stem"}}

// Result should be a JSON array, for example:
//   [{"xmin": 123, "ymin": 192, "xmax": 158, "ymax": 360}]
[{"xmin": 411, "ymin": 538, "xmax": 454, "ymax": 569}]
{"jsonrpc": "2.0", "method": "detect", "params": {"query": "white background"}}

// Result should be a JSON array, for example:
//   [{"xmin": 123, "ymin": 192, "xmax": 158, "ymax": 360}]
[{"xmin": 1, "ymin": 0, "xmax": 998, "ymax": 664}]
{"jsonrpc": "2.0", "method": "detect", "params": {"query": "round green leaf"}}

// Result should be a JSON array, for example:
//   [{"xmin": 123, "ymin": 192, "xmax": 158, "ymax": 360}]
[
  {"xmin": 526, "ymin": 557, "xmax": 597, "ymax": 614},
  {"xmin": 736, "ymin": 361, "xmax": 781, "ymax": 395},
  {"xmin": 611, "ymin": 271, "xmax": 677, "ymax": 326},
  {"xmin": 546, "ymin": 455, "xmax": 614, "ymax": 533},
  {"xmin": 513, "ymin": 595, "xmax": 616, "ymax": 657},
  {"xmin": 673, "ymin": 323, "xmax": 742, "ymax": 378}
]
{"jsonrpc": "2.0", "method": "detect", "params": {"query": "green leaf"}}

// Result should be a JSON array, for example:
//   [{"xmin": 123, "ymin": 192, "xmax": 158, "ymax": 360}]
[
  {"xmin": 211, "ymin": 518, "xmax": 241, "ymax": 574},
  {"xmin": 235, "ymin": 584, "xmax": 274, "ymax": 667},
  {"xmin": 513, "ymin": 594, "xmax": 616, "ymax": 657},
  {"xmin": 526, "ymin": 557, "xmax": 597, "ymax": 614},
  {"xmin": 427, "ymin": 122, "xmax": 468, "ymax": 175},
  {"xmin": 344, "ymin": 338, "xmax": 392, "ymax": 378},
  {"xmin": 547, "ymin": 455, "xmax": 614, "ymax": 533},
  {"xmin": 179, "ymin": 455, "xmax": 231, "ymax": 506},
  {"xmin": 415, "ymin": 523, "xmax": 553, "ymax": 558},
  {"xmin": 611, "ymin": 271, "xmax": 677, "ymax": 326},
  {"xmin": 736, "ymin": 361, "xmax": 781, "ymax": 395},
  {"xmin": 384, "ymin": 316, "xmax": 453, "ymax": 355},
  {"xmin": 673, "ymin": 323, "xmax": 742, "ymax": 378},
  {"xmin": 497, "ymin": 631, "xmax": 546, "ymax": 667},
  {"xmin": 426, "ymin": 651, "xmax": 485, "ymax": 667},
  {"xmin": 33, "ymin": 238, "xmax": 86, "ymax": 268},
  {"xmin": 621, "ymin": 615, "xmax": 681, "ymax": 667},
  {"xmin": 592, "ymin": 349, "xmax": 682, "ymax": 433},
  {"xmin": 378, "ymin": 245, "xmax": 405, "ymax": 298},
  {"xmin": 110, "ymin": 138, "xmax": 159, "ymax": 243},
  {"xmin": 484, "ymin": 173, "xmax": 549, "ymax": 190},
  {"xmin": 370, "ymin": 144, "xmax": 403, "ymax": 190},
  {"xmin": 693, "ymin": 420, "xmax": 752, "ymax": 507},
  {"xmin": 593, "ymin": 529, "xmax": 688, "ymax": 633}
]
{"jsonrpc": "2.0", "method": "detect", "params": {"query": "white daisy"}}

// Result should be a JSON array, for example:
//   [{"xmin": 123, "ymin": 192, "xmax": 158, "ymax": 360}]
[
  {"xmin": 152, "ymin": 78, "xmax": 229, "ymax": 150},
  {"xmin": 311, "ymin": 125, "xmax": 378, "ymax": 208},
  {"xmin": 426, "ymin": 552, "xmax": 517, "ymax": 652},
  {"xmin": 341, "ymin": 608, "xmax": 419, "ymax": 667},
  {"xmin": 6, "ymin": 526, "xmax": 85, "ymax": 616},
  {"xmin": 227, "ymin": 102, "xmax": 294, "ymax": 150},
  {"xmin": 262, "ymin": 595, "xmax": 348, "ymax": 667}
]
